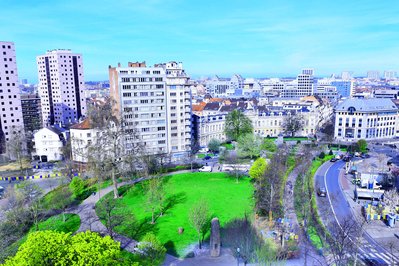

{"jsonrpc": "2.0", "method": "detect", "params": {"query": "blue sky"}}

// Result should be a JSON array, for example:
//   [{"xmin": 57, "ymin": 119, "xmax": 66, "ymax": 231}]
[{"xmin": 1, "ymin": 0, "xmax": 399, "ymax": 81}]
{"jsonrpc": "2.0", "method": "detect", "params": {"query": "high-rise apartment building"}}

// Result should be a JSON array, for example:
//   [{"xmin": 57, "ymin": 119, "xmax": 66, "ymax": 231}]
[
  {"xmin": 109, "ymin": 61, "xmax": 191, "ymax": 160},
  {"xmin": 384, "ymin": 70, "xmax": 397, "ymax": 80},
  {"xmin": 341, "ymin": 71, "xmax": 353, "ymax": 80},
  {"xmin": 296, "ymin": 69, "xmax": 315, "ymax": 97},
  {"xmin": 367, "ymin": 70, "xmax": 380, "ymax": 80},
  {"xmin": 0, "ymin": 41, "xmax": 24, "ymax": 153},
  {"xmin": 21, "ymin": 93, "xmax": 42, "ymax": 133},
  {"xmin": 37, "ymin": 49, "xmax": 86, "ymax": 127}
]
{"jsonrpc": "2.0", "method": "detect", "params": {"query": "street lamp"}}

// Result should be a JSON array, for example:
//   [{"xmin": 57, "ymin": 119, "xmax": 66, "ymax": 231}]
[{"xmin": 236, "ymin": 247, "xmax": 240, "ymax": 266}]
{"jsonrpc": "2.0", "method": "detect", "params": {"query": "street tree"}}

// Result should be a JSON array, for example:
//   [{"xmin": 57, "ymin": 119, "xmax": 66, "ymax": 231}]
[
  {"xmin": 188, "ymin": 198, "xmax": 210, "ymax": 249},
  {"xmin": 357, "ymin": 139, "xmax": 367, "ymax": 153},
  {"xmin": 237, "ymin": 133, "xmax": 262, "ymax": 159},
  {"xmin": 249, "ymin": 157, "xmax": 267, "ymax": 180},
  {"xmin": 224, "ymin": 110, "xmax": 253, "ymax": 141},
  {"xmin": 225, "ymin": 152, "xmax": 244, "ymax": 183},
  {"xmin": 208, "ymin": 138, "xmax": 221, "ymax": 153},
  {"xmin": 282, "ymin": 113, "xmax": 304, "ymax": 137}
]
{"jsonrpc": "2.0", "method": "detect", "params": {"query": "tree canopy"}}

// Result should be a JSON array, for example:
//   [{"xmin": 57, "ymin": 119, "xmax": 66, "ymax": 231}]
[
  {"xmin": 237, "ymin": 133, "xmax": 262, "ymax": 159},
  {"xmin": 249, "ymin": 157, "xmax": 268, "ymax": 180},
  {"xmin": 224, "ymin": 110, "xmax": 253, "ymax": 141},
  {"xmin": 282, "ymin": 113, "xmax": 304, "ymax": 137},
  {"xmin": 3, "ymin": 231, "xmax": 123, "ymax": 266},
  {"xmin": 208, "ymin": 139, "xmax": 221, "ymax": 153},
  {"xmin": 357, "ymin": 139, "xmax": 367, "ymax": 153}
]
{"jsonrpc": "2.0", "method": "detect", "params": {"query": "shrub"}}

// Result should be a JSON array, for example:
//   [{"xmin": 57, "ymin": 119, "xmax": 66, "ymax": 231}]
[
  {"xmin": 318, "ymin": 152, "xmax": 325, "ymax": 159},
  {"xmin": 328, "ymin": 150, "xmax": 333, "ymax": 156},
  {"xmin": 69, "ymin": 177, "xmax": 86, "ymax": 199}
]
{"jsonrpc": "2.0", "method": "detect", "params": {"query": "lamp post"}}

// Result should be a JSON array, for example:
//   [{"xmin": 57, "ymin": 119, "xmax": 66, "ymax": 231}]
[{"xmin": 236, "ymin": 247, "xmax": 240, "ymax": 266}]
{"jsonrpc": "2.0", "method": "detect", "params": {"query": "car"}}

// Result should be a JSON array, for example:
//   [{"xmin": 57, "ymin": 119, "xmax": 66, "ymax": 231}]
[
  {"xmin": 317, "ymin": 187, "xmax": 327, "ymax": 197},
  {"xmin": 361, "ymin": 153, "xmax": 371, "ymax": 159},
  {"xmin": 354, "ymin": 152, "xmax": 361, "ymax": 157},
  {"xmin": 203, "ymin": 155, "xmax": 212, "ymax": 160},
  {"xmin": 343, "ymin": 156, "xmax": 350, "ymax": 162},
  {"xmin": 330, "ymin": 157, "xmax": 338, "ymax": 162},
  {"xmin": 363, "ymin": 257, "xmax": 389, "ymax": 266},
  {"xmin": 351, "ymin": 178, "xmax": 361, "ymax": 185},
  {"xmin": 198, "ymin": 166, "xmax": 212, "ymax": 172}
]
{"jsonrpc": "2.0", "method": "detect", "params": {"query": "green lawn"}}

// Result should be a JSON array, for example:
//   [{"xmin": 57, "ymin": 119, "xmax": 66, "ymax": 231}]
[
  {"xmin": 221, "ymin": 143, "xmax": 235, "ymax": 150},
  {"xmin": 197, "ymin": 153, "xmax": 214, "ymax": 159},
  {"xmin": 99, "ymin": 172, "xmax": 254, "ymax": 257}
]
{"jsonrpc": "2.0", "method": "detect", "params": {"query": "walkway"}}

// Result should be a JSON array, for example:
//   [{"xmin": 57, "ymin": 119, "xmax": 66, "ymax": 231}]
[
  {"xmin": 284, "ymin": 164, "xmax": 327, "ymax": 266},
  {"xmin": 66, "ymin": 177, "xmax": 148, "ymax": 252}
]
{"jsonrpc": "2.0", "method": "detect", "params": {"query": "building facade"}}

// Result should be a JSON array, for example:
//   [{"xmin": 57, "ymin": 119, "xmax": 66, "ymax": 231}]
[
  {"xmin": 21, "ymin": 93, "xmax": 42, "ymax": 133},
  {"xmin": 70, "ymin": 119, "xmax": 98, "ymax": 163},
  {"xmin": 109, "ymin": 61, "xmax": 191, "ymax": 160},
  {"xmin": 37, "ymin": 49, "xmax": 87, "ymax": 127},
  {"xmin": 334, "ymin": 98, "xmax": 399, "ymax": 141},
  {"xmin": 0, "ymin": 41, "xmax": 24, "ymax": 153},
  {"xmin": 33, "ymin": 126, "xmax": 67, "ymax": 162}
]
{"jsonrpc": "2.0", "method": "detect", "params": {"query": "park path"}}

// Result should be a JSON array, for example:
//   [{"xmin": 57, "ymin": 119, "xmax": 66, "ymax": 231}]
[{"xmin": 284, "ymin": 165, "xmax": 327, "ymax": 266}]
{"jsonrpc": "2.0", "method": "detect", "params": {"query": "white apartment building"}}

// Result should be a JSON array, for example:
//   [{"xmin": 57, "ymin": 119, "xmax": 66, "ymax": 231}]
[
  {"xmin": 334, "ymin": 98, "xmax": 399, "ymax": 141},
  {"xmin": 33, "ymin": 126, "xmax": 67, "ymax": 162},
  {"xmin": 109, "ymin": 61, "xmax": 191, "ymax": 160},
  {"xmin": 341, "ymin": 71, "xmax": 354, "ymax": 81},
  {"xmin": 37, "ymin": 49, "xmax": 87, "ymax": 127},
  {"xmin": 70, "ymin": 118, "xmax": 98, "ymax": 163},
  {"xmin": 367, "ymin": 71, "xmax": 380, "ymax": 80},
  {"xmin": 0, "ymin": 41, "xmax": 24, "ymax": 154},
  {"xmin": 384, "ymin": 70, "xmax": 397, "ymax": 80}
]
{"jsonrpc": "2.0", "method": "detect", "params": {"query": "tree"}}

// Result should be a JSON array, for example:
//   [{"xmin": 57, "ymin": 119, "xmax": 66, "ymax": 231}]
[
  {"xmin": 87, "ymin": 99, "xmax": 142, "ymax": 199},
  {"xmin": 69, "ymin": 176, "xmax": 86, "ymax": 199},
  {"xmin": 50, "ymin": 186, "xmax": 74, "ymax": 222},
  {"xmin": 261, "ymin": 139, "xmax": 277, "ymax": 153},
  {"xmin": 3, "ymin": 231, "xmax": 123, "ymax": 266},
  {"xmin": 96, "ymin": 196, "xmax": 125, "ymax": 238},
  {"xmin": 6, "ymin": 127, "xmax": 28, "ymax": 174},
  {"xmin": 208, "ymin": 138, "xmax": 221, "ymax": 153},
  {"xmin": 225, "ymin": 152, "xmax": 244, "ymax": 183},
  {"xmin": 137, "ymin": 233, "xmax": 166, "ymax": 265},
  {"xmin": 249, "ymin": 157, "xmax": 267, "ymax": 180},
  {"xmin": 188, "ymin": 198, "xmax": 210, "ymax": 249},
  {"xmin": 357, "ymin": 139, "xmax": 367, "ymax": 153},
  {"xmin": 282, "ymin": 113, "xmax": 304, "ymax": 137},
  {"xmin": 146, "ymin": 177, "xmax": 164, "ymax": 224},
  {"xmin": 224, "ymin": 110, "xmax": 253, "ymax": 141},
  {"xmin": 237, "ymin": 133, "xmax": 262, "ymax": 159}
]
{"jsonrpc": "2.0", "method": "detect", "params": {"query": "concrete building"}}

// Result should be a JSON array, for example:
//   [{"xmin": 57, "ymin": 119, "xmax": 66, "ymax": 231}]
[
  {"xmin": 334, "ymin": 98, "xmax": 398, "ymax": 141},
  {"xmin": 384, "ymin": 70, "xmax": 397, "ymax": 80},
  {"xmin": 367, "ymin": 71, "xmax": 380, "ymax": 80},
  {"xmin": 70, "ymin": 118, "xmax": 97, "ymax": 163},
  {"xmin": 0, "ymin": 41, "xmax": 25, "ymax": 153},
  {"xmin": 37, "ymin": 49, "xmax": 87, "ymax": 127},
  {"xmin": 33, "ymin": 125, "xmax": 67, "ymax": 162},
  {"xmin": 21, "ymin": 93, "xmax": 42, "ymax": 133},
  {"xmin": 109, "ymin": 61, "xmax": 191, "ymax": 160},
  {"xmin": 341, "ymin": 71, "xmax": 354, "ymax": 81},
  {"xmin": 373, "ymin": 89, "xmax": 399, "ymax": 99}
]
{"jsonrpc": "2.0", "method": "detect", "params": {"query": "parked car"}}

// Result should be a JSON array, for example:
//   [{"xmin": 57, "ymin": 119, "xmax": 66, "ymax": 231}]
[
  {"xmin": 361, "ymin": 153, "xmax": 371, "ymax": 159},
  {"xmin": 330, "ymin": 157, "xmax": 338, "ymax": 162},
  {"xmin": 343, "ymin": 156, "xmax": 350, "ymax": 162},
  {"xmin": 317, "ymin": 187, "xmax": 327, "ymax": 197},
  {"xmin": 198, "ymin": 166, "xmax": 212, "ymax": 172},
  {"xmin": 203, "ymin": 155, "xmax": 212, "ymax": 160}
]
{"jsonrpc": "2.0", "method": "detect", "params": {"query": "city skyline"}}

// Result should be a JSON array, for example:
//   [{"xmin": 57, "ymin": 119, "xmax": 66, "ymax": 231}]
[{"xmin": 1, "ymin": 0, "xmax": 399, "ymax": 82}]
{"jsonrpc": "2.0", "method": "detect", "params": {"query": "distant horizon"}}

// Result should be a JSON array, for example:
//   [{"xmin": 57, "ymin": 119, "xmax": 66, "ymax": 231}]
[{"xmin": 2, "ymin": 0, "xmax": 399, "ymax": 83}]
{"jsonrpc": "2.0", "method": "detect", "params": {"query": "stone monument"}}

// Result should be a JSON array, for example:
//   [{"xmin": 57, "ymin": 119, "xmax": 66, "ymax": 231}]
[{"xmin": 210, "ymin": 217, "xmax": 221, "ymax": 257}]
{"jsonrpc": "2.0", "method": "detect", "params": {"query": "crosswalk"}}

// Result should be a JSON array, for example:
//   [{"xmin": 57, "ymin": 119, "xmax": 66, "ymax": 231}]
[{"xmin": 323, "ymin": 242, "xmax": 399, "ymax": 265}]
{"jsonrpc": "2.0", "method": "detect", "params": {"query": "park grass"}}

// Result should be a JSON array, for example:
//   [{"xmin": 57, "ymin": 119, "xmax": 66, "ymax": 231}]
[
  {"xmin": 101, "ymin": 172, "xmax": 254, "ymax": 257},
  {"xmin": 197, "ymin": 153, "xmax": 214, "ymax": 159},
  {"xmin": 0, "ymin": 159, "xmax": 31, "ymax": 172},
  {"xmin": 221, "ymin": 143, "xmax": 235, "ymax": 150}
]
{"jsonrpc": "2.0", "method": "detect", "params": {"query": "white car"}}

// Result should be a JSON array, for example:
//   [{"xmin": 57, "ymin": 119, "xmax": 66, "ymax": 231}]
[{"xmin": 198, "ymin": 166, "xmax": 212, "ymax": 172}]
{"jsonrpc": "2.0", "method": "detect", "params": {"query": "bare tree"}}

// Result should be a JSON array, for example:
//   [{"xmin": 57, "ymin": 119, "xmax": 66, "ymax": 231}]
[
  {"xmin": 96, "ymin": 196, "xmax": 125, "ymax": 239},
  {"xmin": 188, "ymin": 198, "xmax": 210, "ymax": 249},
  {"xmin": 6, "ymin": 127, "xmax": 28, "ymax": 174},
  {"xmin": 146, "ymin": 177, "xmax": 164, "ymax": 224},
  {"xmin": 282, "ymin": 113, "xmax": 304, "ymax": 137},
  {"xmin": 50, "ymin": 186, "xmax": 73, "ymax": 222}
]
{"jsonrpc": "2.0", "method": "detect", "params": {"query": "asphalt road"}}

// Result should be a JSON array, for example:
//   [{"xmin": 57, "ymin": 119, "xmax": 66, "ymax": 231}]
[{"xmin": 316, "ymin": 160, "xmax": 399, "ymax": 265}]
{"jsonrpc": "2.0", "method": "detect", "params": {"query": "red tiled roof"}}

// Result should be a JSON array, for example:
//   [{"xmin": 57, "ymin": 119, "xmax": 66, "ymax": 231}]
[{"xmin": 70, "ymin": 118, "xmax": 92, "ymax": 129}]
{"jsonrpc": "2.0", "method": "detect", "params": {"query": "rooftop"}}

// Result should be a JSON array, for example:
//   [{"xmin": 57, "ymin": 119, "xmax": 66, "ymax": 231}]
[{"xmin": 335, "ymin": 98, "xmax": 398, "ymax": 112}]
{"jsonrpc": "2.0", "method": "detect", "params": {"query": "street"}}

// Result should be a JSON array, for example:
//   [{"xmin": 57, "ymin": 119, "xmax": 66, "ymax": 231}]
[{"xmin": 315, "ymin": 161, "xmax": 399, "ymax": 265}]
